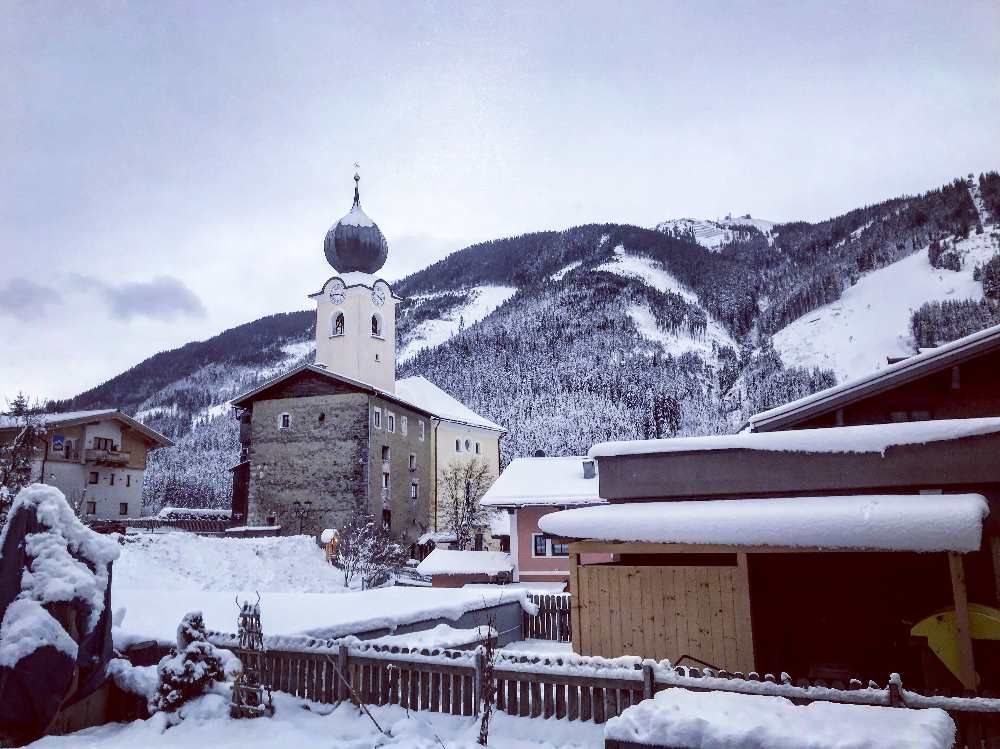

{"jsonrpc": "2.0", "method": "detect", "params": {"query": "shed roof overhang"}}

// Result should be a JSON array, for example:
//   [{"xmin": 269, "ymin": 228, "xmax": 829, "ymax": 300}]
[
  {"xmin": 540, "ymin": 494, "xmax": 989, "ymax": 553},
  {"xmin": 594, "ymin": 431, "xmax": 1000, "ymax": 504}
]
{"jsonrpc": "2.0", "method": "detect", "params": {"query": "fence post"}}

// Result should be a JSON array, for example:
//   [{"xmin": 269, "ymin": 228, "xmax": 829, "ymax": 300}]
[
  {"xmin": 337, "ymin": 644, "xmax": 349, "ymax": 702},
  {"xmin": 642, "ymin": 664, "xmax": 655, "ymax": 700},
  {"xmin": 474, "ymin": 649, "xmax": 484, "ymax": 717}
]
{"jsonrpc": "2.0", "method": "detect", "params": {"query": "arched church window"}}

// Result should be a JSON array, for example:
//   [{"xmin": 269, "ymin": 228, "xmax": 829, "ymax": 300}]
[
  {"xmin": 371, "ymin": 313, "xmax": 383, "ymax": 338},
  {"xmin": 331, "ymin": 312, "xmax": 345, "ymax": 337}
]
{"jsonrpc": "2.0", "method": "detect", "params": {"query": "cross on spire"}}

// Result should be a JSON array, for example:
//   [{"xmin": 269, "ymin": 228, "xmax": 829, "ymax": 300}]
[{"xmin": 353, "ymin": 164, "xmax": 361, "ymax": 207}]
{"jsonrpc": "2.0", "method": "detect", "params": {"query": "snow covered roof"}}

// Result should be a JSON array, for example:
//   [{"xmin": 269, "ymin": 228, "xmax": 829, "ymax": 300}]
[
  {"xmin": 538, "ymin": 494, "xmax": 989, "ymax": 552},
  {"xmin": 481, "ymin": 456, "xmax": 603, "ymax": 507},
  {"xmin": 588, "ymin": 417, "xmax": 1000, "ymax": 459},
  {"xmin": 416, "ymin": 530, "xmax": 456, "ymax": 546},
  {"xmin": 605, "ymin": 687, "xmax": 955, "ymax": 749},
  {"xmin": 230, "ymin": 364, "xmax": 503, "ymax": 433},
  {"xmin": 395, "ymin": 376, "xmax": 504, "ymax": 432},
  {"xmin": 415, "ymin": 549, "xmax": 514, "ymax": 577},
  {"xmin": 748, "ymin": 320, "xmax": 1000, "ymax": 432},
  {"xmin": 0, "ymin": 408, "xmax": 173, "ymax": 448}
]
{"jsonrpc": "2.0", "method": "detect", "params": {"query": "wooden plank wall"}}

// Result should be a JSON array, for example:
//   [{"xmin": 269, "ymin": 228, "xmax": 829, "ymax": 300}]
[{"xmin": 575, "ymin": 559, "xmax": 754, "ymax": 673}]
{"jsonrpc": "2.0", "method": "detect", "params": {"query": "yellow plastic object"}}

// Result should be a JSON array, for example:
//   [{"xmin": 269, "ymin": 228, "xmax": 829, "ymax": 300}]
[{"xmin": 911, "ymin": 604, "xmax": 1000, "ymax": 686}]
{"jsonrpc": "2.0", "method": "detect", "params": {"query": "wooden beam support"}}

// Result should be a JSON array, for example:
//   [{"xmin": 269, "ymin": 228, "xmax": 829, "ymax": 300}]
[
  {"xmin": 947, "ymin": 551, "xmax": 977, "ymax": 692},
  {"xmin": 991, "ymin": 536, "xmax": 1000, "ymax": 606},
  {"xmin": 568, "ymin": 552, "xmax": 582, "ymax": 654}
]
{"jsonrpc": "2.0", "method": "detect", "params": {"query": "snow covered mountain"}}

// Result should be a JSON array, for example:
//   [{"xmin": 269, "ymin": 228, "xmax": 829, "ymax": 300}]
[
  {"xmin": 48, "ymin": 171, "xmax": 1000, "ymax": 512},
  {"xmin": 655, "ymin": 215, "xmax": 775, "ymax": 251}
]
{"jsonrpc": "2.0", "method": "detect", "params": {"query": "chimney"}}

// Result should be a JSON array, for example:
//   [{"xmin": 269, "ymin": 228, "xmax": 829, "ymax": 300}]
[{"xmin": 582, "ymin": 459, "xmax": 596, "ymax": 479}]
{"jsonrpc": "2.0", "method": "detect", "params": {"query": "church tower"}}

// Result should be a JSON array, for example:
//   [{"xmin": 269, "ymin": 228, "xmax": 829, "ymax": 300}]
[{"xmin": 310, "ymin": 172, "xmax": 397, "ymax": 393}]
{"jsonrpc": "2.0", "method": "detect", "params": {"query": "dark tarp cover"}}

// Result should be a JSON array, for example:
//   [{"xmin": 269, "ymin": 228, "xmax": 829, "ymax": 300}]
[{"xmin": 0, "ymin": 486, "xmax": 116, "ymax": 745}]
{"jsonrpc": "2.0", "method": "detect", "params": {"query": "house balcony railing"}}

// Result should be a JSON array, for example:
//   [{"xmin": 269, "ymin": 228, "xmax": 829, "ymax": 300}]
[{"xmin": 85, "ymin": 449, "xmax": 130, "ymax": 466}]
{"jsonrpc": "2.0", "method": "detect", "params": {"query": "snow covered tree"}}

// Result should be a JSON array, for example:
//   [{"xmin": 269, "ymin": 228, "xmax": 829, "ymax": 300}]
[
  {"xmin": 333, "ymin": 509, "xmax": 408, "ymax": 589},
  {"xmin": 0, "ymin": 394, "xmax": 45, "ymax": 522},
  {"xmin": 440, "ymin": 457, "xmax": 494, "ymax": 550},
  {"xmin": 151, "ymin": 611, "xmax": 238, "ymax": 713}
]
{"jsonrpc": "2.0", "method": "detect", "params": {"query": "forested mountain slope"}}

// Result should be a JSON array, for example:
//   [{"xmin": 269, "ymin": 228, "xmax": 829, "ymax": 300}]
[{"xmin": 46, "ymin": 171, "xmax": 1000, "ymax": 512}]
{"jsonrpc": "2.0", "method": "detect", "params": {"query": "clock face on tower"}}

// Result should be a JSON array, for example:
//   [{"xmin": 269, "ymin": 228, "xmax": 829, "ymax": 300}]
[
  {"xmin": 371, "ymin": 281, "xmax": 388, "ymax": 307},
  {"xmin": 328, "ymin": 279, "xmax": 346, "ymax": 305}
]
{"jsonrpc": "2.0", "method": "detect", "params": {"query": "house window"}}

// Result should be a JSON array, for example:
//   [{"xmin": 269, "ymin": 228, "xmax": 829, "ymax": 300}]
[
  {"xmin": 533, "ymin": 534, "xmax": 548, "ymax": 557},
  {"xmin": 382, "ymin": 472, "xmax": 390, "ymax": 489},
  {"xmin": 464, "ymin": 439, "xmax": 471, "ymax": 451},
  {"xmin": 331, "ymin": 312, "xmax": 345, "ymax": 337},
  {"xmin": 409, "ymin": 453, "xmax": 416, "ymax": 471},
  {"xmin": 318, "ymin": 412, "xmax": 326, "ymax": 424},
  {"xmin": 373, "ymin": 408, "xmax": 382, "ymax": 429},
  {"xmin": 278, "ymin": 412, "xmax": 291, "ymax": 429},
  {"xmin": 85, "ymin": 501, "xmax": 96, "ymax": 515},
  {"xmin": 418, "ymin": 421, "xmax": 425, "ymax": 441},
  {"xmin": 110, "ymin": 473, "xmax": 115, "ymax": 486},
  {"xmin": 475, "ymin": 442, "xmax": 481, "ymax": 455},
  {"xmin": 455, "ymin": 439, "xmax": 461, "ymax": 452},
  {"xmin": 88, "ymin": 471, "xmax": 99, "ymax": 485},
  {"xmin": 400, "ymin": 416, "xmax": 408, "ymax": 436},
  {"xmin": 387, "ymin": 412, "xmax": 395, "ymax": 433},
  {"xmin": 382, "ymin": 445, "xmax": 390, "ymax": 462},
  {"xmin": 371, "ymin": 314, "xmax": 383, "ymax": 338},
  {"xmin": 410, "ymin": 481, "xmax": 418, "ymax": 499},
  {"xmin": 94, "ymin": 437, "xmax": 114, "ymax": 451},
  {"xmin": 382, "ymin": 508, "xmax": 392, "ymax": 531},
  {"xmin": 119, "ymin": 502, "xmax": 128, "ymax": 516},
  {"xmin": 126, "ymin": 474, "xmax": 131, "ymax": 488},
  {"xmin": 551, "ymin": 540, "xmax": 569, "ymax": 557}
]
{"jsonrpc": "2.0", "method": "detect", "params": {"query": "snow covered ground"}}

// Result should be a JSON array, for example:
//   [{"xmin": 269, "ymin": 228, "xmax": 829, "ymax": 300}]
[
  {"xmin": 112, "ymin": 534, "xmax": 528, "ymax": 644},
  {"xmin": 399, "ymin": 285, "xmax": 517, "ymax": 362},
  {"xmin": 773, "ymin": 229, "xmax": 997, "ymax": 382},
  {"xmin": 27, "ymin": 691, "xmax": 604, "ymax": 749},
  {"xmin": 594, "ymin": 252, "xmax": 736, "ymax": 358},
  {"xmin": 549, "ymin": 260, "xmax": 582, "ymax": 281}
]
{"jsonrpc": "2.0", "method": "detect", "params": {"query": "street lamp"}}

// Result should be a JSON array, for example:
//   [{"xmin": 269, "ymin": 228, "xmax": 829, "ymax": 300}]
[{"xmin": 290, "ymin": 500, "xmax": 314, "ymax": 535}]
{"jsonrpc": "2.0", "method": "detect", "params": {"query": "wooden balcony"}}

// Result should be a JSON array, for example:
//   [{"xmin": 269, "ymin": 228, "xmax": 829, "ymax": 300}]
[{"xmin": 85, "ymin": 449, "xmax": 130, "ymax": 466}]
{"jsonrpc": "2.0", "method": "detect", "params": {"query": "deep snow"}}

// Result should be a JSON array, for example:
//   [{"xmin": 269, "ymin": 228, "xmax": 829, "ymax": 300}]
[{"xmin": 773, "ymin": 229, "xmax": 997, "ymax": 382}]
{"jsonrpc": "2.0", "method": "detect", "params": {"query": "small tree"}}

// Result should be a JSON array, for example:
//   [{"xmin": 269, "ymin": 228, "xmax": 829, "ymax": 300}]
[
  {"xmin": 440, "ymin": 457, "xmax": 494, "ymax": 549},
  {"xmin": 151, "ymin": 611, "xmax": 235, "ymax": 713},
  {"xmin": 0, "ymin": 394, "xmax": 45, "ymax": 520},
  {"xmin": 334, "ymin": 508, "xmax": 408, "ymax": 589}
]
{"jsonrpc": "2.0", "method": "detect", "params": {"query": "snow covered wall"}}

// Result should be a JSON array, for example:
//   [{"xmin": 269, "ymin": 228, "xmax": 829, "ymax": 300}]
[{"xmin": 0, "ymin": 484, "xmax": 120, "ymax": 744}]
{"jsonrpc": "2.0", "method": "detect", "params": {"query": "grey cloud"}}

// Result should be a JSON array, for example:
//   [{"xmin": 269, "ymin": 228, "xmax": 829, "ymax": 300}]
[
  {"xmin": 0, "ymin": 278, "xmax": 60, "ymax": 320},
  {"xmin": 102, "ymin": 275, "xmax": 207, "ymax": 321},
  {"xmin": 63, "ymin": 272, "xmax": 208, "ymax": 321}
]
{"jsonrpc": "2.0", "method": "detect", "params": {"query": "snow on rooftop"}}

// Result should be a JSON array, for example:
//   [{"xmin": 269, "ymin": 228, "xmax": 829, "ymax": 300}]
[
  {"xmin": 589, "ymin": 416, "xmax": 1000, "ymax": 459},
  {"xmin": 538, "ymin": 494, "xmax": 989, "ymax": 552},
  {"xmin": 605, "ymin": 688, "xmax": 955, "ymax": 749},
  {"xmin": 416, "ymin": 549, "xmax": 514, "ymax": 577},
  {"xmin": 395, "ymin": 375, "xmax": 504, "ymax": 431},
  {"xmin": 754, "ymin": 319, "xmax": 1000, "ymax": 429},
  {"xmin": 337, "ymin": 204, "xmax": 375, "ymax": 228},
  {"xmin": 0, "ymin": 409, "xmax": 117, "ymax": 429},
  {"xmin": 481, "ymin": 456, "xmax": 603, "ymax": 508}
]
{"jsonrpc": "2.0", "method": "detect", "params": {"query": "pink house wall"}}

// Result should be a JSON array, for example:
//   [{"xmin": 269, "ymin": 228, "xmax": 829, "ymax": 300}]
[{"xmin": 515, "ymin": 505, "xmax": 611, "ymax": 582}]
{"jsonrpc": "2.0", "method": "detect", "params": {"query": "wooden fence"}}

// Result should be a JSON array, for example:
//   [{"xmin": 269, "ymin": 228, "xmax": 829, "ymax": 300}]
[
  {"xmin": 523, "ymin": 593, "xmax": 571, "ymax": 642},
  {"xmin": 222, "ymin": 636, "xmax": 1000, "ymax": 745}
]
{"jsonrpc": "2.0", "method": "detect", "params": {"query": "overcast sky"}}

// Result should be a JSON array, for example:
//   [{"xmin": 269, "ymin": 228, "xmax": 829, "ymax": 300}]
[{"xmin": 2, "ymin": 0, "xmax": 998, "ymax": 402}]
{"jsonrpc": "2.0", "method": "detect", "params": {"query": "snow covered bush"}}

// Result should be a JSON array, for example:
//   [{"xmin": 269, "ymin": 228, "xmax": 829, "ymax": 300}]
[
  {"xmin": 151, "ymin": 611, "xmax": 239, "ymax": 713},
  {"xmin": 334, "ymin": 509, "xmax": 408, "ymax": 589}
]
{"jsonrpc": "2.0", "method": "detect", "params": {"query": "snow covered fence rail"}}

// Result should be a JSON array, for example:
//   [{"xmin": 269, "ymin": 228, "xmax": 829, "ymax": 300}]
[
  {"xmin": 216, "ymin": 637, "xmax": 1000, "ymax": 740},
  {"xmin": 523, "ymin": 593, "xmax": 571, "ymax": 641}
]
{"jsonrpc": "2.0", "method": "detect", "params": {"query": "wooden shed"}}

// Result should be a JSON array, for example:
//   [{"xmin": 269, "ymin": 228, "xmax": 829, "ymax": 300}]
[
  {"xmin": 544, "ymin": 493, "xmax": 993, "ymax": 691},
  {"xmin": 415, "ymin": 548, "xmax": 514, "ymax": 588}
]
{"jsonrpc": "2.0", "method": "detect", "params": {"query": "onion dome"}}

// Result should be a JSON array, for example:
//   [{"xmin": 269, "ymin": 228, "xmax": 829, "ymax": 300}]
[{"xmin": 323, "ymin": 172, "xmax": 388, "ymax": 273}]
